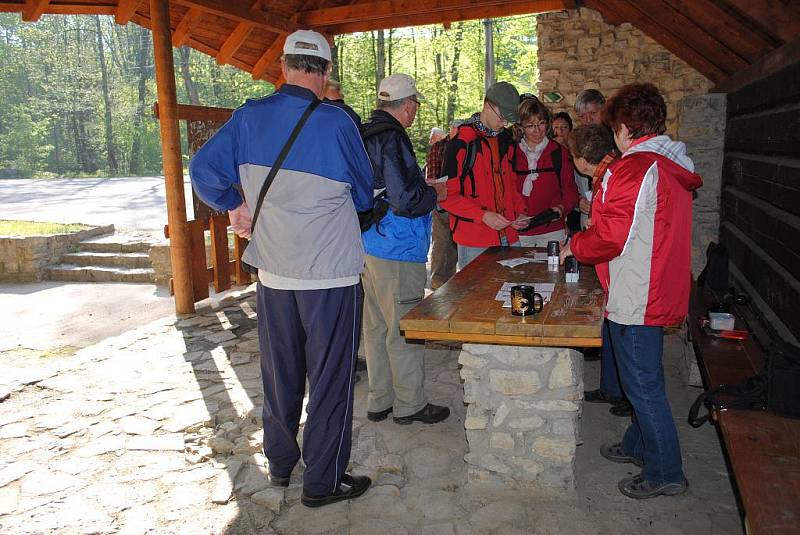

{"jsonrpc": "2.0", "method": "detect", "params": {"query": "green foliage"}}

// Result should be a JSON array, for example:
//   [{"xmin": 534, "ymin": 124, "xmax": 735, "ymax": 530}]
[
  {"xmin": 0, "ymin": 219, "xmax": 88, "ymax": 236},
  {"xmin": 0, "ymin": 13, "xmax": 538, "ymax": 177}
]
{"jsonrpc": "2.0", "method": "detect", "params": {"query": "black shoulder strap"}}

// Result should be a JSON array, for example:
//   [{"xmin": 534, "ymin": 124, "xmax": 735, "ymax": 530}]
[
  {"xmin": 552, "ymin": 145, "xmax": 563, "ymax": 198},
  {"xmin": 250, "ymin": 98, "xmax": 321, "ymax": 233}
]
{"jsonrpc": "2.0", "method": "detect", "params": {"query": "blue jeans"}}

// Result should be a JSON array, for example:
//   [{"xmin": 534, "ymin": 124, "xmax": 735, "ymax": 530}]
[
  {"xmin": 599, "ymin": 319, "xmax": 623, "ymax": 398},
  {"xmin": 608, "ymin": 320, "xmax": 684, "ymax": 485}
]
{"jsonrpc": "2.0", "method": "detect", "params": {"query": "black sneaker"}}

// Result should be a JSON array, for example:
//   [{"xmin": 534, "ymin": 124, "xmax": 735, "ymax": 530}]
[
  {"xmin": 301, "ymin": 473, "xmax": 371, "ymax": 508},
  {"xmin": 265, "ymin": 465, "xmax": 290, "ymax": 488},
  {"xmin": 584, "ymin": 389, "xmax": 622, "ymax": 405},
  {"xmin": 618, "ymin": 474, "xmax": 688, "ymax": 499},
  {"xmin": 610, "ymin": 399, "xmax": 633, "ymax": 417},
  {"xmin": 393, "ymin": 403, "xmax": 450, "ymax": 425},
  {"xmin": 367, "ymin": 406, "xmax": 392, "ymax": 422}
]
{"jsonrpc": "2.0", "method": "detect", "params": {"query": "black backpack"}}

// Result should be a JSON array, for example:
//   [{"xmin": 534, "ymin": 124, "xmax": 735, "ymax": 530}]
[
  {"xmin": 689, "ymin": 340, "xmax": 800, "ymax": 427},
  {"xmin": 697, "ymin": 241, "xmax": 729, "ymax": 291}
]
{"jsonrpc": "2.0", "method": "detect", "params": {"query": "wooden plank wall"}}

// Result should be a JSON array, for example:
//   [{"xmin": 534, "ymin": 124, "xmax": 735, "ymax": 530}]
[{"xmin": 721, "ymin": 59, "xmax": 800, "ymax": 343}]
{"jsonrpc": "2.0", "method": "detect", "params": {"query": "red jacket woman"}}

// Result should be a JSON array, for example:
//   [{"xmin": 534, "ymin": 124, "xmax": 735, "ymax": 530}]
[{"xmin": 513, "ymin": 98, "xmax": 578, "ymax": 247}]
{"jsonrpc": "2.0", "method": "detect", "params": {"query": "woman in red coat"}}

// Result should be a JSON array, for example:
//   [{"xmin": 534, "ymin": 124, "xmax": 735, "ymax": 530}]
[{"xmin": 513, "ymin": 97, "xmax": 578, "ymax": 247}]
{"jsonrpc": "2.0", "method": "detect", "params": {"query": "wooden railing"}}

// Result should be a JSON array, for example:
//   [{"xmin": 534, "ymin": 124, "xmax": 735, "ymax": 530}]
[{"xmin": 165, "ymin": 213, "xmax": 251, "ymax": 302}]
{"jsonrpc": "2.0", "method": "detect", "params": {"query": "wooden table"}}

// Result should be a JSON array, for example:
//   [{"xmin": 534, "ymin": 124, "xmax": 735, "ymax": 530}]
[
  {"xmin": 400, "ymin": 247, "xmax": 605, "ymax": 490},
  {"xmin": 401, "ymin": 246, "xmax": 605, "ymax": 347}
]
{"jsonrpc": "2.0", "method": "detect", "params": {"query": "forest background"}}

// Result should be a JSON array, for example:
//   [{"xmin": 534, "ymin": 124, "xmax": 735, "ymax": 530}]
[{"xmin": 0, "ymin": 14, "xmax": 538, "ymax": 178}]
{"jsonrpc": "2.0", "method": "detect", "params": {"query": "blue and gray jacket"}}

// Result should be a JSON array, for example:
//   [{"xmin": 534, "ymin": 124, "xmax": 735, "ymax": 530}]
[
  {"xmin": 362, "ymin": 110, "xmax": 435, "ymax": 263},
  {"xmin": 189, "ymin": 84, "xmax": 373, "ymax": 290}
]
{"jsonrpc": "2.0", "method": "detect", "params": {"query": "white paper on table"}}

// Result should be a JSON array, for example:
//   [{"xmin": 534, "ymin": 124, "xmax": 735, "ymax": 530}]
[
  {"xmin": 524, "ymin": 251, "xmax": 548, "ymax": 263},
  {"xmin": 497, "ymin": 257, "xmax": 534, "ymax": 268}
]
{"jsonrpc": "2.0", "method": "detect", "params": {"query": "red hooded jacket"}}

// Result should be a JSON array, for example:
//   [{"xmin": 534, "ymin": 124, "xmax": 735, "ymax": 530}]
[{"xmin": 571, "ymin": 135, "xmax": 703, "ymax": 327}]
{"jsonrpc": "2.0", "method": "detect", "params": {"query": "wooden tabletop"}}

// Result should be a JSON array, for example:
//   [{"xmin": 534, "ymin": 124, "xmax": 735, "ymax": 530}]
[{"xmin": 400, "ymin": 247, "xmax": 605, "ymax": 347}]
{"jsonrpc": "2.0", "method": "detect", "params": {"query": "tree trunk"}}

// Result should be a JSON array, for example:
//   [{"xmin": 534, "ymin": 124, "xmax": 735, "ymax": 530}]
[
  {"xmin": 129, "ymin": 26, "xmax": 151, "ymax": 175},
  {"xmin": 446, "ymin": 23, "xmax": 465, "ymax": 124},
  {"xmin": 388, "ymin": 29, "xmax": 393, "ymax": 76},
  {"xmin": 95, "ymin": 16, "xmax": 118, "ymax": 174},
  {"xmin": 331, "ymin": 36, "xmax": 340, "ymax": 81},
  {"xmin": 375, "ymin": 30, "xmax": 385, "ymax": 97},
  {"xmin": 178, "ymin": 46, "xmax": 200, "ymax": 105}
]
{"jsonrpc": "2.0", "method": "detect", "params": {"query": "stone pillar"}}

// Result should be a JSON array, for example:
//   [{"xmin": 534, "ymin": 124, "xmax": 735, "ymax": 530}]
[
  {"xmin": 677, "ymin": 93, "xmax": 727, "ymax": 276},
  {"xmin": 458, "ymin": 344, "xmax": 583, "ymax": 490}
]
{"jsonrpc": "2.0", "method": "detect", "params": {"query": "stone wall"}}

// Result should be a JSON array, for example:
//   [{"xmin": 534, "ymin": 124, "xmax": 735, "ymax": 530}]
[
  {"xmin": 677, "ymin": 93, "xmax": 727, "ymax": 276},
  {"xmin": 536, "ymin": 8, "xmax": 713, "ymax": 135},
  {"xmin": 0, "ymin": 225, "xmax": 113, "ymax": 282},
  {"xmin": 459, "ymin": 343, "xmax": 583, "ymax": 490}
]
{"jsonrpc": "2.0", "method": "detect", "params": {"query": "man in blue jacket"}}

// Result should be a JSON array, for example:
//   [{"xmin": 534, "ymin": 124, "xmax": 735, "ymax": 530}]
[
  {"xmin": 189, "ymin": 30, "xmax": 373, "ymax": 508},
  {"xmin": 361, "ymin": 74, "xmax": 450, "ymax": 426}
]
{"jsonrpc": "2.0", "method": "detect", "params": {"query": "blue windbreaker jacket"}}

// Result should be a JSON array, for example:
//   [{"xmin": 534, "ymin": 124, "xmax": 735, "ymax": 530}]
[{"xmin": 189, "ymin": 84, "xmax": 374, "ymax": 289}]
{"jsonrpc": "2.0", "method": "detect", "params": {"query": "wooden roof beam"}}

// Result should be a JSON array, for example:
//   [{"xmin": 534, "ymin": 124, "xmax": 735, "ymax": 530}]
[
  {"xmin": 298, "ymin": 0, "xmax": 565, "ymax": 27},
  {"xmin": 662, "ymin": 0, "xmax": 777, "ymax": 64},
  {"xmin": 116, "ymin": 0, "xmax": 142, "ymax": 25},
  {"xmin": 322, "ymin": 0, "xmax": 566, "ymax": 34},
  {"xmin": 172, "ymin": 0, "xmax": 300, "ymax": 35},
  {"xmin": 587, "ymin": 0, "xmax": 728, "ymax": 82},
  {"xmin": 723, "ymin": 0, "xmax": 800, "ymax": 45},
  {"xmin": 633, "ymin": 0, "xmax": 747, "ymax": 74},
  {"xmin": 216, "ymin": 0, "xmax": 266, "ymax": 66},
  {"xmin": 251, "ymin": 37, "xmax": 284, "ymax": 81},
  {"xmin": 22, "ymin": 0, "xmax": 50, "ymax": 21},
  {"xmin": 713, "ymin": 35, "xmax": 800, "ymax": 94},
  {"xmin": 172, "ymin": 7, "xmax": 203, "ymax": 47}
]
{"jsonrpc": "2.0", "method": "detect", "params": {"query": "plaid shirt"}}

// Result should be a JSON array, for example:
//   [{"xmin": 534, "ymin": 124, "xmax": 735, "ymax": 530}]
[{"xmin": 425, "ymin": 138, "xmax": 448, "ymax": 183}]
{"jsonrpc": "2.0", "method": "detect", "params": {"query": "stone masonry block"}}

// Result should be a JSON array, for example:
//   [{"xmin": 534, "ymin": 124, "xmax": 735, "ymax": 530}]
[
  {"xmin": 489, "ymin": 370, "xmax": 541, "ymax": 396},
  {"xmin": 532, "ymin": 437, "xmax": 576, "ymax": 463}
]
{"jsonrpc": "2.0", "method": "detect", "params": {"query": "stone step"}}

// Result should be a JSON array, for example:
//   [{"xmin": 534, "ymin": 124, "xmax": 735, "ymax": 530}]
[
  {"xmin": 60, "ymin": 251, "xmax": 151, "ymax": 269},
  {"xmin": 78, "ymin": 235, "xmax": 152, "ymax": 254},
  {"xmin": 47, "ymin": 264, "xmax": 155, "ymax": 283}
]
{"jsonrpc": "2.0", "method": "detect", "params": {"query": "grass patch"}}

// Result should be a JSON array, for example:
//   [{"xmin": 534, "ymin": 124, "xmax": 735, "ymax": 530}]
[{"xmin": 0, "ymin": 220, "xmax": 89, "ymax": 237}]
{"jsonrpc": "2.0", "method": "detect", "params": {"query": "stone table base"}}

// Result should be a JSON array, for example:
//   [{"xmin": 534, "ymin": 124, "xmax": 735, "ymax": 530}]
[{"xmin": 459, "ymin": 343, "xmax": 584, "ymax": 490}]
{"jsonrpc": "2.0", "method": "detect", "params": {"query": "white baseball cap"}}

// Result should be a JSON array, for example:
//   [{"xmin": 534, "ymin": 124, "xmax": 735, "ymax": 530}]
[
  {"xmin": 378, "ymin": 74, "xmax": 425, "ymax": 102},
  {"xmin": 283, "ymin": 30, "xmax": 331, "ymax": 62}
]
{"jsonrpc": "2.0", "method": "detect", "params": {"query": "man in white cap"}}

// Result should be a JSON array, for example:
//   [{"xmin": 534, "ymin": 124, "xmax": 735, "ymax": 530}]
[
  {"xmin": 189, "ymin": 29, "xmax": 373, "ymax": 508},
  {"xmin": 360, "ymin": 74, "xmax": 450, "ymax": 426}
]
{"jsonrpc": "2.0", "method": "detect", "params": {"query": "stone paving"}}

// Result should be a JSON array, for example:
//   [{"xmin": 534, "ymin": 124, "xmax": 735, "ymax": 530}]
[{"xmin": 0, "ymin": 289, "xmax": 744, "ymax": 534}]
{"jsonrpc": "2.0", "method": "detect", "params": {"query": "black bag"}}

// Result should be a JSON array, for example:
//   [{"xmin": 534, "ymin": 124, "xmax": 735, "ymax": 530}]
[
  {"xmin": 697, "ymin": 241, "xmax": 729, "ymax": 291},
  {"xmin": 241, "ymin": 99, "xmax": 321, "ymax": 274},
  {"xmin": 358, "ymin": 190, "xmax": 391, "ymax": 234},
  {"xmin": 688, "ymin": 340, "xmax": 800, "ymax": 427}
]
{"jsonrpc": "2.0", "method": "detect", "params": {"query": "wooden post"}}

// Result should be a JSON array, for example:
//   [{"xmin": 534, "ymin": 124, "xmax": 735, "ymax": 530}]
[{"xmin": 151, "ymin": 0, "xmax": 195, "ymax": 314}]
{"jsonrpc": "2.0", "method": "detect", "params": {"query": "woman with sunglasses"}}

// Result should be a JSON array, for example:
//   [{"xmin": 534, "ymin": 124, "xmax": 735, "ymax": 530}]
[{"xmin": 513, "ymin": 97, "xmax": 578, "ymax": 247}]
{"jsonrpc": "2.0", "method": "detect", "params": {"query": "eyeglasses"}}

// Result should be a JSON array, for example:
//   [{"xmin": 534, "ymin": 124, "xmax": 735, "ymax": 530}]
[
  {"xmin": 520, "ymin": 121, "xmax": 548, "ymax": 130},
  {"xmin": 410, "ymin": 97, "xmax": 422, "ymax": 106},
  {"xmin": 488, "ymin": 104, "xmax": 508, "ymax": 125}
]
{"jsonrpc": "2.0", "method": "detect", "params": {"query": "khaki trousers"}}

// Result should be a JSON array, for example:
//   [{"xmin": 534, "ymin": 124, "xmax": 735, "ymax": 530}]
[
  {"xmin": 429, "ymin": 210, "xmax": 457, "ymax": 289},
  {"xmin": 361, "ymin": 255, "xmax": 427, "ymax": 417}
]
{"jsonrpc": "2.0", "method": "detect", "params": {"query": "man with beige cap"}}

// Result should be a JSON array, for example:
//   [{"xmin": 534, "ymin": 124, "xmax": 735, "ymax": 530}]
[{"xmin": 360, "ymin": 74, "xmax": 451, "ymax": 426}]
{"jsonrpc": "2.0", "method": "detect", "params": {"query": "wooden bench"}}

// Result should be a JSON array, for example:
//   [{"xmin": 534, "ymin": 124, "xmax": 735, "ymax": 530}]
[{"xmin": 688, "ymin": 285, "xmax": 800, "ymax": 535}]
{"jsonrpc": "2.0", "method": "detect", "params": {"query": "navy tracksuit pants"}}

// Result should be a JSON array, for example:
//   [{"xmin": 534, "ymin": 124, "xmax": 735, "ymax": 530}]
[{"xmin": 257, "ymin": 282, "xmax": 361, "ymax": 497}]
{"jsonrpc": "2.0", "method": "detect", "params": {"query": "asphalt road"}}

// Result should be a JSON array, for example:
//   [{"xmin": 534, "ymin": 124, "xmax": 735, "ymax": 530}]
[{"xmin": 0, "ymin": 176, "xmax": 196, "ymax": 230}]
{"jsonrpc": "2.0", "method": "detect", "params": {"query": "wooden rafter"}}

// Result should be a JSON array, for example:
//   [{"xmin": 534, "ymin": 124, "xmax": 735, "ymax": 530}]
[
  {"xmin": 322, "ymin": 0, "xmax": 565, "ymax": 34},
  {"xmin": 22, "ymin": 0, "xmax": 50, "ymax": 21},
  {"xmin": 251, "ymin": 36, "xmax": 285, "ymax": 81},
  {"xmin": 115, "ymin": 0, "xmax": 141, "ymax": 25},
  {"xmin": 633, "ymin": 0, "xmax": 748, "ymax": 73},
  {"xmin": 172, "ymin": 7, "xmax": 203, "ymax": 47},
  {"xmin": 662, "ymin": 0, "xmax": 777, "ymax": 64},
  {"xmin": 298, "ymin": 0, "xmax": 564, "ymax": 27},
  {"xmin": 216, "ymin": 0, "xmax": 265, "ymax": 66},
  {"xmin": 587, "ymin": 0, "xmax": 728, "ymax": 82},
  {"xmin": 723, "ymin": 0, "xmax": 800, "ymax": 45},
  {"xmin": 172, "ymin": 0, "xmax": 300, "ymax": 35},
  {"xmin": 713, "ymin": 35, "xmax": 800, "ymax": 93}
]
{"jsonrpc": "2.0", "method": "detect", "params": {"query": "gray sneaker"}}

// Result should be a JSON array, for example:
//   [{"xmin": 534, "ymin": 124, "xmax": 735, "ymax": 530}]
[
  {"xmin": 600, "ymin": 442, "xmax": 643, "ymax": 467},
  {"xmin": 618, "ymin": 474, "xmax": 688, "ymax": 499}
]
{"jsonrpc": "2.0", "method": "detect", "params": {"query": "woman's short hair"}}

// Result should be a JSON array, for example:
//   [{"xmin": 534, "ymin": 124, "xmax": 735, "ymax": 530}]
[
  {"xmin": 552, "ymin": 112, "xmax": 573, "ymax": 131},
  {"xmin": 602, "ymin": 83, "xmax": 666, "ymax": 139},
  {"xmin": 567, "ymin": 125, "xmax": 617, "ymax": 165},
  {"xmin": 518, "ymin": 96, "xmax": 552, "ymax": 126}
]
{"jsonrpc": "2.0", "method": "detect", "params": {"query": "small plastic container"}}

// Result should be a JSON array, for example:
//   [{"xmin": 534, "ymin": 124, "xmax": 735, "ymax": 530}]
[{"xmin": 709, "ymin": 312, "xmax": 735, "ymax": 331}]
